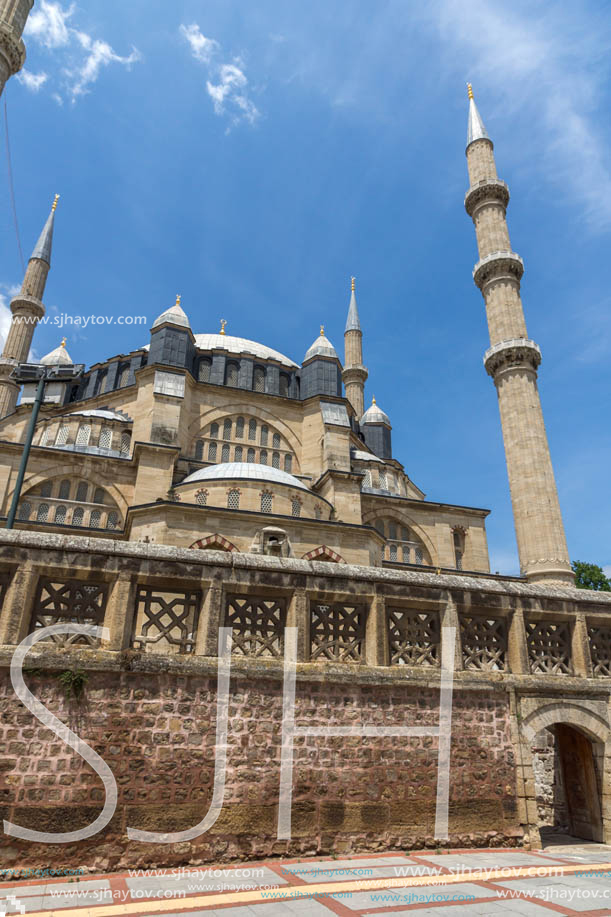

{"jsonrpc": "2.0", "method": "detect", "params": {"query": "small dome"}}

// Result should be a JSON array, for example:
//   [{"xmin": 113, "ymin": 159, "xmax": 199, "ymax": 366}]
[
  {"xmin": 304, "ymin": 327, "xmax": 338, "ymax": 362},
  {"xmin": 180, "ymin": 462, "xmax": 310, "ymax": 491},
  {"xmin": 361, "ymin": 397, "xmax": 391, "ymax": 426},
  {"xmin": 68, "ymin": 409, "xmax": 131, "ymax": 422},
  {"xmin": 40, "ymin": 341, "xmax": 73, "ymax": 365},
  {"xmin": 152, "ymin": 297, "xmax": 191, "ymax": 331}
]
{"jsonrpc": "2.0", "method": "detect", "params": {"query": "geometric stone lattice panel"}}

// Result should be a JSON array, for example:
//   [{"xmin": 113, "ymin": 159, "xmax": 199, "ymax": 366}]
[
  {"xmin": 225, "ymin": 595, "xmax": 287, "ymax": 658},
  {"xmin": 460, "ymin": 615, "xmax": 508, "ymax": 671},
  {"xmin": 588, "ymin": 625, "xmax": 611, "ymax": 677},
  {"xmin": 526, "ymin": 620, "xmax": 572, "ymax": 675},
  {"xmin": 310, "ymin": 602, "xmax": 366, "ymax": 662},
  {"xmin": 387, "ymin": 608, "xmax": 440, "ymax": 666},
  {"xmin": 132, "ymin": 587, "xmax": 201, "ymax": 655},
  {"xmin": 30, "ymin": 578, "xmax": 109, "ymax": 646}
]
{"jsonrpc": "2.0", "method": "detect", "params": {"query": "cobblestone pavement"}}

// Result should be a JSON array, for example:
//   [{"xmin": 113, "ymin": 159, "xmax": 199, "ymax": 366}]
[{"xmin": 2, "ymin": 843, "xmax": 611, "ymax": 916}]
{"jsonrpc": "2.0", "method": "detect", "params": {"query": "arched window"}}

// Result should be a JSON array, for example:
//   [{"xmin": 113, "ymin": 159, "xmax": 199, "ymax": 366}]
[
  {"xmin": 291, "ymin": 498, "xmax": 301, "ymax": 518},
  {"xmin": 58, "ymin": 479, "xmax": 71, "ymax": 500},
  {"xmin": 40, "ymin": 481, "xmax": 53, "ymax": 498},
  {"xmin": 260, "ymin": 491, "xmax": 273, "ymax": 513},
  {"xmin": 415, "ymin": 547, "xmax": 423, "ymax": 565},
  {"xmin": 402, "ymin": 545, "xmax": 411, "ymax": 563},
  {"xmin": 37, "ymin": 503, "xmax": 49, "ymax": 522},
  {"xmin": 106, "ymin": 511, "xmax": 120, "ymax": 530},
  {"xmin": 388, "ymin": 522, "xmax": 397, "ymax": 540},
  {"xmin": 253, "ymin": 366, "xmax": 265, "ymax": 393},
  {"xmin": 39, "ymin": 427, "xmax": 50, "ymax": 446},
  {"xmin": 72, "ymin": 507, "xmax": 84, "ymax": 526},
  {"xmin": 76, "ymin": 424, "xmax": 91, "ymax": 446},
  {"xmin": 260, "ymin": 425, "xmax": 268, "ymax": 446},
  {"xmin": 196, "ymin": 490, "xmax": 207, "ymax": 506},
  {"xmin": 314, "ymin": 505, "xmax": 322, "ymax": 520},
  {"xmin": 225, "ymin": 362, "xmax": 239, "ymax": 387},
  {"xmin": 54, "ymin": 505, "xmax": 67, "ymax": 525},
  {"xmin": 227, "ymin": 489, "xmax": 240, "ymax": 509},
  {"xmin": 76, "ymin": 481, "xmax": 88, "ymax": 502},
  {"xmin": 279, "ymin": 374, "xmax": 290, "ymax": 397},
  {"xmin": 97, "ymin": 373, "xmax": 107, "ymax": 395},
  {"xmin": 223, "ymin": 419, "xmax": 232, "ymax": 440},
  {"xmin": 198, "ymin": 359, "xmax": 211, "ymax": 383},
  {"xmin": 260, "ymin": 450, "xmax": 268, "ymax": 465},
  {"xmin": 210, "ymin": 422, "xmax": 219, "ymax": 438},
  {"xmin": 89, "ymin": 510, "xmax": 102, "ymax": 528},
  {"xmin": 363, "ymin": 469, "xmax": 372, "ymax": 488},
  {"xmin": 195, "ymin": 440, "xmax": 204, "ymax": 460},
  {"xmin": 120, "ymin": 432, "xmax": 131, "ymax": 456},
  {"xmin": 389, "ymin": 544, "xmax": 398, "ymax": 562},
  {"xmin": 18, "ymin": 502, "xmax": 31, "ymax": 521},
  {"xmin": 55, "ymin": 425, "xmax": 69, "ymax": 446},
  {"xmin": 248, "ymin": 419, "xmax": 257, "ymax": 440},
  {"xmin": 236, "ymin": 417, "xmax": 245, "ymax": 438},
  {"xmin": 272, "ymin": 452, "xmax": 280, "ymax": 469},
  {"xmin": 284, "ymin": 454, "xmax": 292, "ymax": 473},
  {"xmin": 375, "ymin": 519, "xmax": 385, "ymax": 536},
  {"xmin": 272, "ymin": 432, "xmax": 280, "ymax": 448},
  {"xmin": 93, "ymin": 487, "xmax": 105, "ymax": 504},
  {"xmin": 235, "ymin": 446, "xmax": 243, "ymax": 462},
  {"xmin": 119, "ymin": 365, "xmax": 130, "ymax": 387},
  {"xmin": 99, "ymin": 427, "xmax": 112, "ymax": 450},
  {"xmin": 221, "ymin": 444, "xmax": 230, "ymax": 462},
  {"xmin": 208, "ymin": 442, "xmax": 217, "ymax": 462},
  {"xmin": 247, "ymin": 448, "xmax": 255, "ymax": 463},
  {"xmin": 453, "ymin": 530, "xmax": 465, "ymax": 571}
]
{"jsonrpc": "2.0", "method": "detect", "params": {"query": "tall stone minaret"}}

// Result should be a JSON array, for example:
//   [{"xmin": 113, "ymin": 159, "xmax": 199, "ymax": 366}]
[
  {"xmin": 0, "ymin": 0, "xmax": 34, "ymax": 97},
  {"xmin": 464, "ymin": 86, "xmax": 573, "ymax": 585},
  {"xmin": 342, "ymin": 277, "xmax": 368, "ymax": 418},
  {"xmin": 0, "ymin": 195, "xmax": 59, "ymax": 418}
]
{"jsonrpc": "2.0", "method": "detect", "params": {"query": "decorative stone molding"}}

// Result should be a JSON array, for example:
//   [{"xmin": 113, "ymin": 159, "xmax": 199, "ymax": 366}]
[
  {"xmin": 464, "ymin": 179, "xmax": 510, "ymax": 217},
  {"xmin": 0, "ymin": 24, "xmax": 26, "ymax": 75},
  {"xmin": 9, "ymin": 293, "xmax": 45, "ymax": 320},
  {"xmin": 483, "ymin": 338, "xmax": 542, "ymax": 378},
  {"xmin": 302, "ymin": 545, "xmax": 345, "ymax": 563},
  {"xmin": 190, "ymin": 534, "xmax": 238, "ymax": 552},
  {"xmin": 473, "ymin": 250, "xmax": 524, "ymax": 289}
]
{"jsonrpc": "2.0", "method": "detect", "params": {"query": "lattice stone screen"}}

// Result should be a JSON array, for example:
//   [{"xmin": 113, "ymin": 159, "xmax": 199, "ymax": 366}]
[
  {"xmin": 388, "ymin": 608, "xmax": 440, "ymax": 666},
  {"xmin": 225, "ymin": 594, "xmax": 287, "ymax": 657},
  {"xmin": 526, "ymin": 621, "xmax": 572, "ymax": 674},
  {"xmin": 588, "ymin": 625, "xmax": 611, "ymax": 677},
  {"xmin": 310, "ymin": 602, "xmax": 366, "ymax": 662},
  {"xmin": 460, "ymin": 615, "xmax": 508, "ymax": 671},
  {"xmin": 132, "ymin": 587, "xmax": 201, "ymax": 655},
  {"xmin": 30, "ymin": 578, "xmax": 109, "ymax": 646}
]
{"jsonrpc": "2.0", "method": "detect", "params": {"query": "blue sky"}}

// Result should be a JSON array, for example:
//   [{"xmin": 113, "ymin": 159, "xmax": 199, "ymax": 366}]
[{"xmin": 1, "ymin": 0, "xmax": 610, "ymax": 576}]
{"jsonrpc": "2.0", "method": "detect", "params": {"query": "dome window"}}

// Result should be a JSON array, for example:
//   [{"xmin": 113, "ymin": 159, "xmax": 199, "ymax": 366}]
[
  {"xmin": 120, "ymin": 432, "xmax": 131, "ymax": 456},
  {"xmin": 54, "ymin": 505, "xmax": 67, "ymax": 525},
  {"xmin": 225, "ymin": 362, "xmax": 239, "ymax": 387},
  {"xmin": 235, "ymin": 446, "xmax": 243, "ymax": 462},
  {"xmin": 37, "ymin": 503, "xmax": 49, "ymax": 522},
  {"xmin": 90, "ymin": 510, "xmax": 102, "ymax": 529},
  {"xmin": 72, "ymin": 507, "xmax": 84, "ymax": 526},
  {"xmin": 272, "ymin": 452, "xmax": 280, "ymax": 469},
  {"xmin": 76, "ymin": 482, "xmax": 88, "ymax": 502},
  {"xmin": 18, "ymin": 502, "xmax": 31, "ymax": 521},
  {"xmin": 208, "ymin": 442, "xmax": 217, "ymax": 462},
  {"xmin": 55, "ymin": 425, "xmax": 69, "ymax": 446},
  {"xmin": 106, "ymin": 511, "xmax": 120, "ymax": 530},
  {"xmin": 221, "ymin": 444, "xmax": 230, "ymax": 462},
  {"xmin": 260, "ymin": 491, "xmax": 273, "ymax": 513},
  {"xmin": 99, "ymin": 427, "xmax": 112, "ymax": 450},
  {"xmin": 198, "ymin": 359, "xmax": 211, "ymax": 383},
  {"xmin": 210, "ymin": 422, "xmax": 219, "ymax": 438},
  {"xmin": 248, "ymin": 419, "xmax": 257, "ymax": 440},
  {"xmin": 236, "ymin": 417, "xmax": 245, "ymax": 438},
  {"xmin": 260, "ymin": 425, "xmax": 268, "ymax": 446},
  {"xmin": 247, "ymin": 448, "xmax": 255, "ymax": 463},
  {"xmin": 196, "ymin": 490, "xmax": 208, "ymax": 506},
  {"xmin": 284, "ymin": 454, "xmax": 292, "ymax": 473},
  {"xmin": 58, "ymin": 480, "xmax": 70, "ymax": 500},
  {"xmin": 40, "ymin": 481, "xmax": 52, "ymax": 498},
  {"xmin": 253, "ymin": 366, "xmax": 265, "ymax": 393},
  {"xmin": 227, "ymin": 489, "xmax": 240, "ymax": 510},
  {"xmin": 260, "ymin": 450, "xmax": 268, "ymax": 465},
  {"xmin": 76, "ymin": 424, "xmax": 91, "ymax": 446}
]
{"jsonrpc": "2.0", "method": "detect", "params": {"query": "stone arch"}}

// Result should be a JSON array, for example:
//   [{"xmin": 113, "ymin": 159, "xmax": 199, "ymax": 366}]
[
  {"xmin": 362, "ymin": 507, "xmax": 435, "ymax": 566},
  {"xmin": 190, "ymin": 404, "xmax": 303, "ymax": 464},
  {"xmin": 9, "ymin": 470, "xmax": 129, "ymax": 518},
  {"xmin": 522, "ymin": 702, "xmax": 610, "ymax": 744},
  {"xmin": 302, "ymin": 545, "xmax": 345, "ymax": 564},
  {"xmin": 190, "ymin": 534, "xmax": 239, "ymax": 552}
]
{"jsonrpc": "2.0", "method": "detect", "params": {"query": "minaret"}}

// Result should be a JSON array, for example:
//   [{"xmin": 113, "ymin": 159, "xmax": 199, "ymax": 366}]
[
  {"xmin": 0, "ymin": 0, "xmax": 34, "ymax": 97},
  {"xmin": 0, "ymin": 195, "xmax": 59, "ymax": 418},
  {"xmin": 464, "ymin": 86, "xmax": 573, "ymax": 585},
  {"xmin": 342, "ymin": 277, "xmax": 368, "ymax": 418}
]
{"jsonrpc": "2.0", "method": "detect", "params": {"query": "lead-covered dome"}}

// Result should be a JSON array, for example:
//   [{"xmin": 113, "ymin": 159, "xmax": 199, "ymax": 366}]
[
  {"xmin": 361, "ymin": 397, "xmax": 391, "ymax": 426},
  {"xmin": 40, "ymin": 341, "xmax": 73, "ymax": 365},
  {"xmin": 304, "ymin": 327, "xmax": 338, "ymax": 362},
  {"xmin": 182, "ymin": 462, "xmax": 310, "ymax": 491}
]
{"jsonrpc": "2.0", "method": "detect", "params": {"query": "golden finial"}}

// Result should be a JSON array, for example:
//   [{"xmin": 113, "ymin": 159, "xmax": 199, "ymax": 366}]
[
  {"xmin": 320, "ymin": 325, "xmax": 325, "ymax": 336},
  {"xmin": 175, "ymin": 294, "xmax": 181, "ymax": 308},
  {"xmin": 351, "ymin": 276, "xmax": 356, "ymax": 292},
  {"xmin": 51, "ymin": 194, "xmax": 60, "ymax": 213},
  {"xmin": 372, "ymin": 395, "xmax": 376, "ymax": 405},
  {"xmin": 467, "ymin": 83, "xmax": 474, "ymax": 100},
  {"xmin": 220, "ymin": 319, "xmax": 227, "ymax": 336},
  {"xmin": 60, "ymin": 337, "xmax": 67, "ymax": 348}
]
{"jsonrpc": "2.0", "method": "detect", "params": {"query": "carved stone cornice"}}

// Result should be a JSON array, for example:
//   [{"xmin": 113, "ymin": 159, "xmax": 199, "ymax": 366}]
[
  {"xmin": 0, "ymin": 24, "xmax": 26, "ymax": 75},
  {"xmin": 342, "ymin": 365, "xmax": 368, "ymax": 385},
  {"xmin": 473, "ymin": 250, "xmax": 524, "ymax": 289},
  {"xmin": 10, "ymin": 294, "xmax": 45, "ymax": 320},
  {"xmin": 464, "ymin": 179, "xmax": 510, "ymax": 217},
  {"xmin": 483, "ymin": 338, "xmax": 542, "ymax": 378}
]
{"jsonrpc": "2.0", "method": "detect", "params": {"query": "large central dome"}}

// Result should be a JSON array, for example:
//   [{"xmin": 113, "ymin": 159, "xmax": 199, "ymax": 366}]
[
  {"xmin": 181, "ymin": 462, "xmax": 311, "ymax": 491},
  {"xmin": 194, "ymin": 334, "xmax": 298, "ymax": 368}
]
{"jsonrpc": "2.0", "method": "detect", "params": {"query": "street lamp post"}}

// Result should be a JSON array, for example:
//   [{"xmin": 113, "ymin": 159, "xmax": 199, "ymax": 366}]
[{"xmin": 6, "ymin": 362, "xmax": 84, "ymax": 529}]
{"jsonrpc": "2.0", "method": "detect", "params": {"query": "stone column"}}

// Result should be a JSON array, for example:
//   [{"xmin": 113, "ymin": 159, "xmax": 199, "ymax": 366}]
[
  {"xmin": 365, "ymin": 592, "xmax": 388, "ymax": 667},
  {"xmin": 507, "ymin": 604, "xmax": 529, "ymax": 675},
  {"xmin": 0, "ymin": 561, "xmax": 39, "ymax": 645},
  {"xmin": 571, "ymin": 612, "xmax": 594, "ymax": 678},
  {"xmin": 286, "ymin": 588, "xmax": 308, "ymax": 662},
  {"xmin": 508, "ymin": 687, "xmax": 542, "ymax": 848},
  {"xmin": 440, "ymin": 591, "xmax": 463, "ymax": 671},
  {"xmin": 102, "ymin": 573, "xmax": 138, "ymax": 651},
  {"xmin": 195, "ymin": 581, "xmax": 224, "ymax": 656}
]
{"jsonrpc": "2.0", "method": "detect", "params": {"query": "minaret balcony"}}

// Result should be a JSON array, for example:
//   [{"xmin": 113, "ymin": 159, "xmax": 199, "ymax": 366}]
[
  {"xmin": 473, "ymin": 250, "xmax": 524, "ymax": 289},
  {"xmin": 0, "ymin": 23, "xmax": 27, "ymax": 74},
  {"xmin": 483, "ymin": 338, "xmax": 542, "ymax": 377},
  {"xmin": 464, "ymin": 179, "xmax": 510, "ymax": 217}
]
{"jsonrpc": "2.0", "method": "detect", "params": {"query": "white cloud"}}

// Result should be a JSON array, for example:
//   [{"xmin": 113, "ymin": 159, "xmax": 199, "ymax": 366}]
[
  {"xmin": 17, "ymin": 69, "xmax": 49, "ymax": 92},
  {"xmin": 0, "ymin": 285, "xmax": 24, "ymax": 353},
  {"xmin": 22, "ymin": 1, "xmax": 139, "ymax": 103},
  {"xmin": 180, "ymin": 23, "xmax": 260, "ymax": 128}
]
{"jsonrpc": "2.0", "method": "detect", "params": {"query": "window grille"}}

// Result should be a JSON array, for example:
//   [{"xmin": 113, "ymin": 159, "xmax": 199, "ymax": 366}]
[
  {"xmin": 260, "ymin": 450, "xmax": 268, "ymax": 465},
  {"xmin": 221, "ymin": 444, "xmax": 230, "ymax": 462},
  {"xmin": 402, "ymin": 545, "xmax": 412, "ymax": 563},
  {"xmin": 195, "ymin": 440, "xmax": 204, "ymax": 460},
  {"xmin": 132, "ymin": 587, "xmax": 201, "ymax": 655},
  {"xmin": 526, "ymin": 621, "xmax": 571, "ymax": 674},
  {"xmin": 18, "ymin": 501, "xmax": 31, "ymax": 521},
  {"xmin": 291, "ymin": 498, "xmax": 301, "ymax": 517},
  {"xmin": 93, "ymin": 487, "xmax": 105, "ymax": 504},
  {"xmin": 272, "ymin": 432, "xmax": 280, "ymax": 448},
  {"xmin": 225, "ymin": 363, "xmax": 239, "ymax": 386},
  {"xmin": 89, "ymin": 510, "xmax": 102, "ymax": 528},
  {"xmin": 284, "ymin": 454, "xmax": 292, "ymax": 473},
  {"xmin": 227, "ymin": 489, "xmax": 240, "ymax": 509},
  {"xmin": 72, "ymin": 507, "xmax": 84, "ymax": 526},
  {"xmin": 415, "ymin": 548, "xmax": 423, "ymax": 564},
  {"xmin": 389, "ymin": 522, "xmax": 397, "ymax": 540},
  {"xmin": 37, "ymin": 503, "xmax": 49, "ymax": 522},
  {"xmin": 58, "ymin": 479, "xmax": 70, "ymax": 499},
  {"xmin": 31, "ymin": 579, "xmax": 108, "ymax": 646},
  {"xmin": 55, "ymin": 425, "xmax": 69, "ymax": 446},
  {"xmin": 198, "ymin": 359, "xmax": 211, "ymax": 383},
  {"xmin": 236, "ymin": 417, "xmax": 245, "ymax": 438},
  {"xmin": 254, "ymin": 366, "xmax": 265, "ymax": 393},
  {"xmin": 363, "ymin": 469, "xmax": 372, "ymax": 488},
  {"xmin": 76, "ymin": 481, "xmax": 88, "ymax": 502},
  {"xmin": 54, "ymin": 505, "xmax": 67, "ymax": 525},
  {"xmin": 119, "ymin": 366, "xmax": 130, "ymax": 387},
  {"xmin": 272, "ymin": 451, "xmax": 280, "ymax": 469},
  {"xmin": 310, "ymin": 602, "xmax": 366, "ymax": 662},
  {"xmin": 39, "ymin": 427, "xmax": 50, "ymax": 446},
  {"xmin": 120, "ymin": 432, "xmax": 131, "ymax": 456},
  {"xmin": 208, "ymin": 442, "xmax": 217, "ymax": 461},
  {"xmin": 314, "ymin": 505, "xmax": 322, "ymax": 519},
  {"xmin": 99, "ymin": 427, "xmax": 112, "ymax": 450},
  {"xmin": 76, "ymin": 424, "xmax": 91, "ymax": 446},
  {"xmin": 40, "ymin": 481, "xmax": 53, "ymax": 498},
  {"xmin": 225, "ymin": 594, "xmax": 287, "ymax": 657},
  {"xmin": 261, "ymin": 491, "xmax": 273, "ymax": 513},
  {"xmin": 589, "ymin": 626, "xmax": 611, "ymax": 677},
  {"xmin": 210, "ymin": 422, "xmax": 219, "ymax": 438},
  {"xmin": 460, "ymin": 615, "xmax": 507, "ymax": 671},
  {"xmin": 235, "ymin": 446, "xmax": 243, "ymax": 462},
  {"xmin": 106, "ymin": 511, "xmax": 120, "ymax": 530},
  {"xmin": 279, "ymin": 375, "xmax": 289, "ymax": 397},
  {"xmin": 196, "ymin": 490, "xmax": 207, "ymax": 506},
  {"xmin": 378, "ymin": 470, "xmax": 387, "ymax": 489},
  {"xmin": 389, "ymin": 544, "xmax": 398, "ymax": 561},
  {"xmin": 248, "ymin": 419, "xmax": 257, "ymax": 440},
  {"xmin": 97, "ymin": 373, "xmax": 107, "ymax": 395},
  {"xmin": 388, "ymin": 609, "xmax": 440, "ymax": 666},
  {"xmin": 247, "ymin": 448, "xmax": 255, "ymax": 463},
  {"xmin": 223, "ymin": 419, "xmax": 232, "ymax": 440},
  {"xmin": 260, "ymin": 425, "xmax": 268, "ymax": 445}
]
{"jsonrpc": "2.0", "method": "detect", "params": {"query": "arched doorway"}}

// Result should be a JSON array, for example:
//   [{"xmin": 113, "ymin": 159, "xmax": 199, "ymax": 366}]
[{"xmin": 532, "ymin": 724, "xmax": 603, "ymax": 842}]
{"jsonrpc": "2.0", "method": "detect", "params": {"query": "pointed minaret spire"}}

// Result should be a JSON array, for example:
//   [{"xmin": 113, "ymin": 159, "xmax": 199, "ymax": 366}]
[
  {"xmin": 342, "ymin": 275, "xmax": 368, "ymax": 418},
  {"xmin": 466, "ymin": 84, "xmax": 490, "ymax": 149},
  {"xmin": 30, "ymin": 194, "xmax": 59, "ymax": 266}
]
